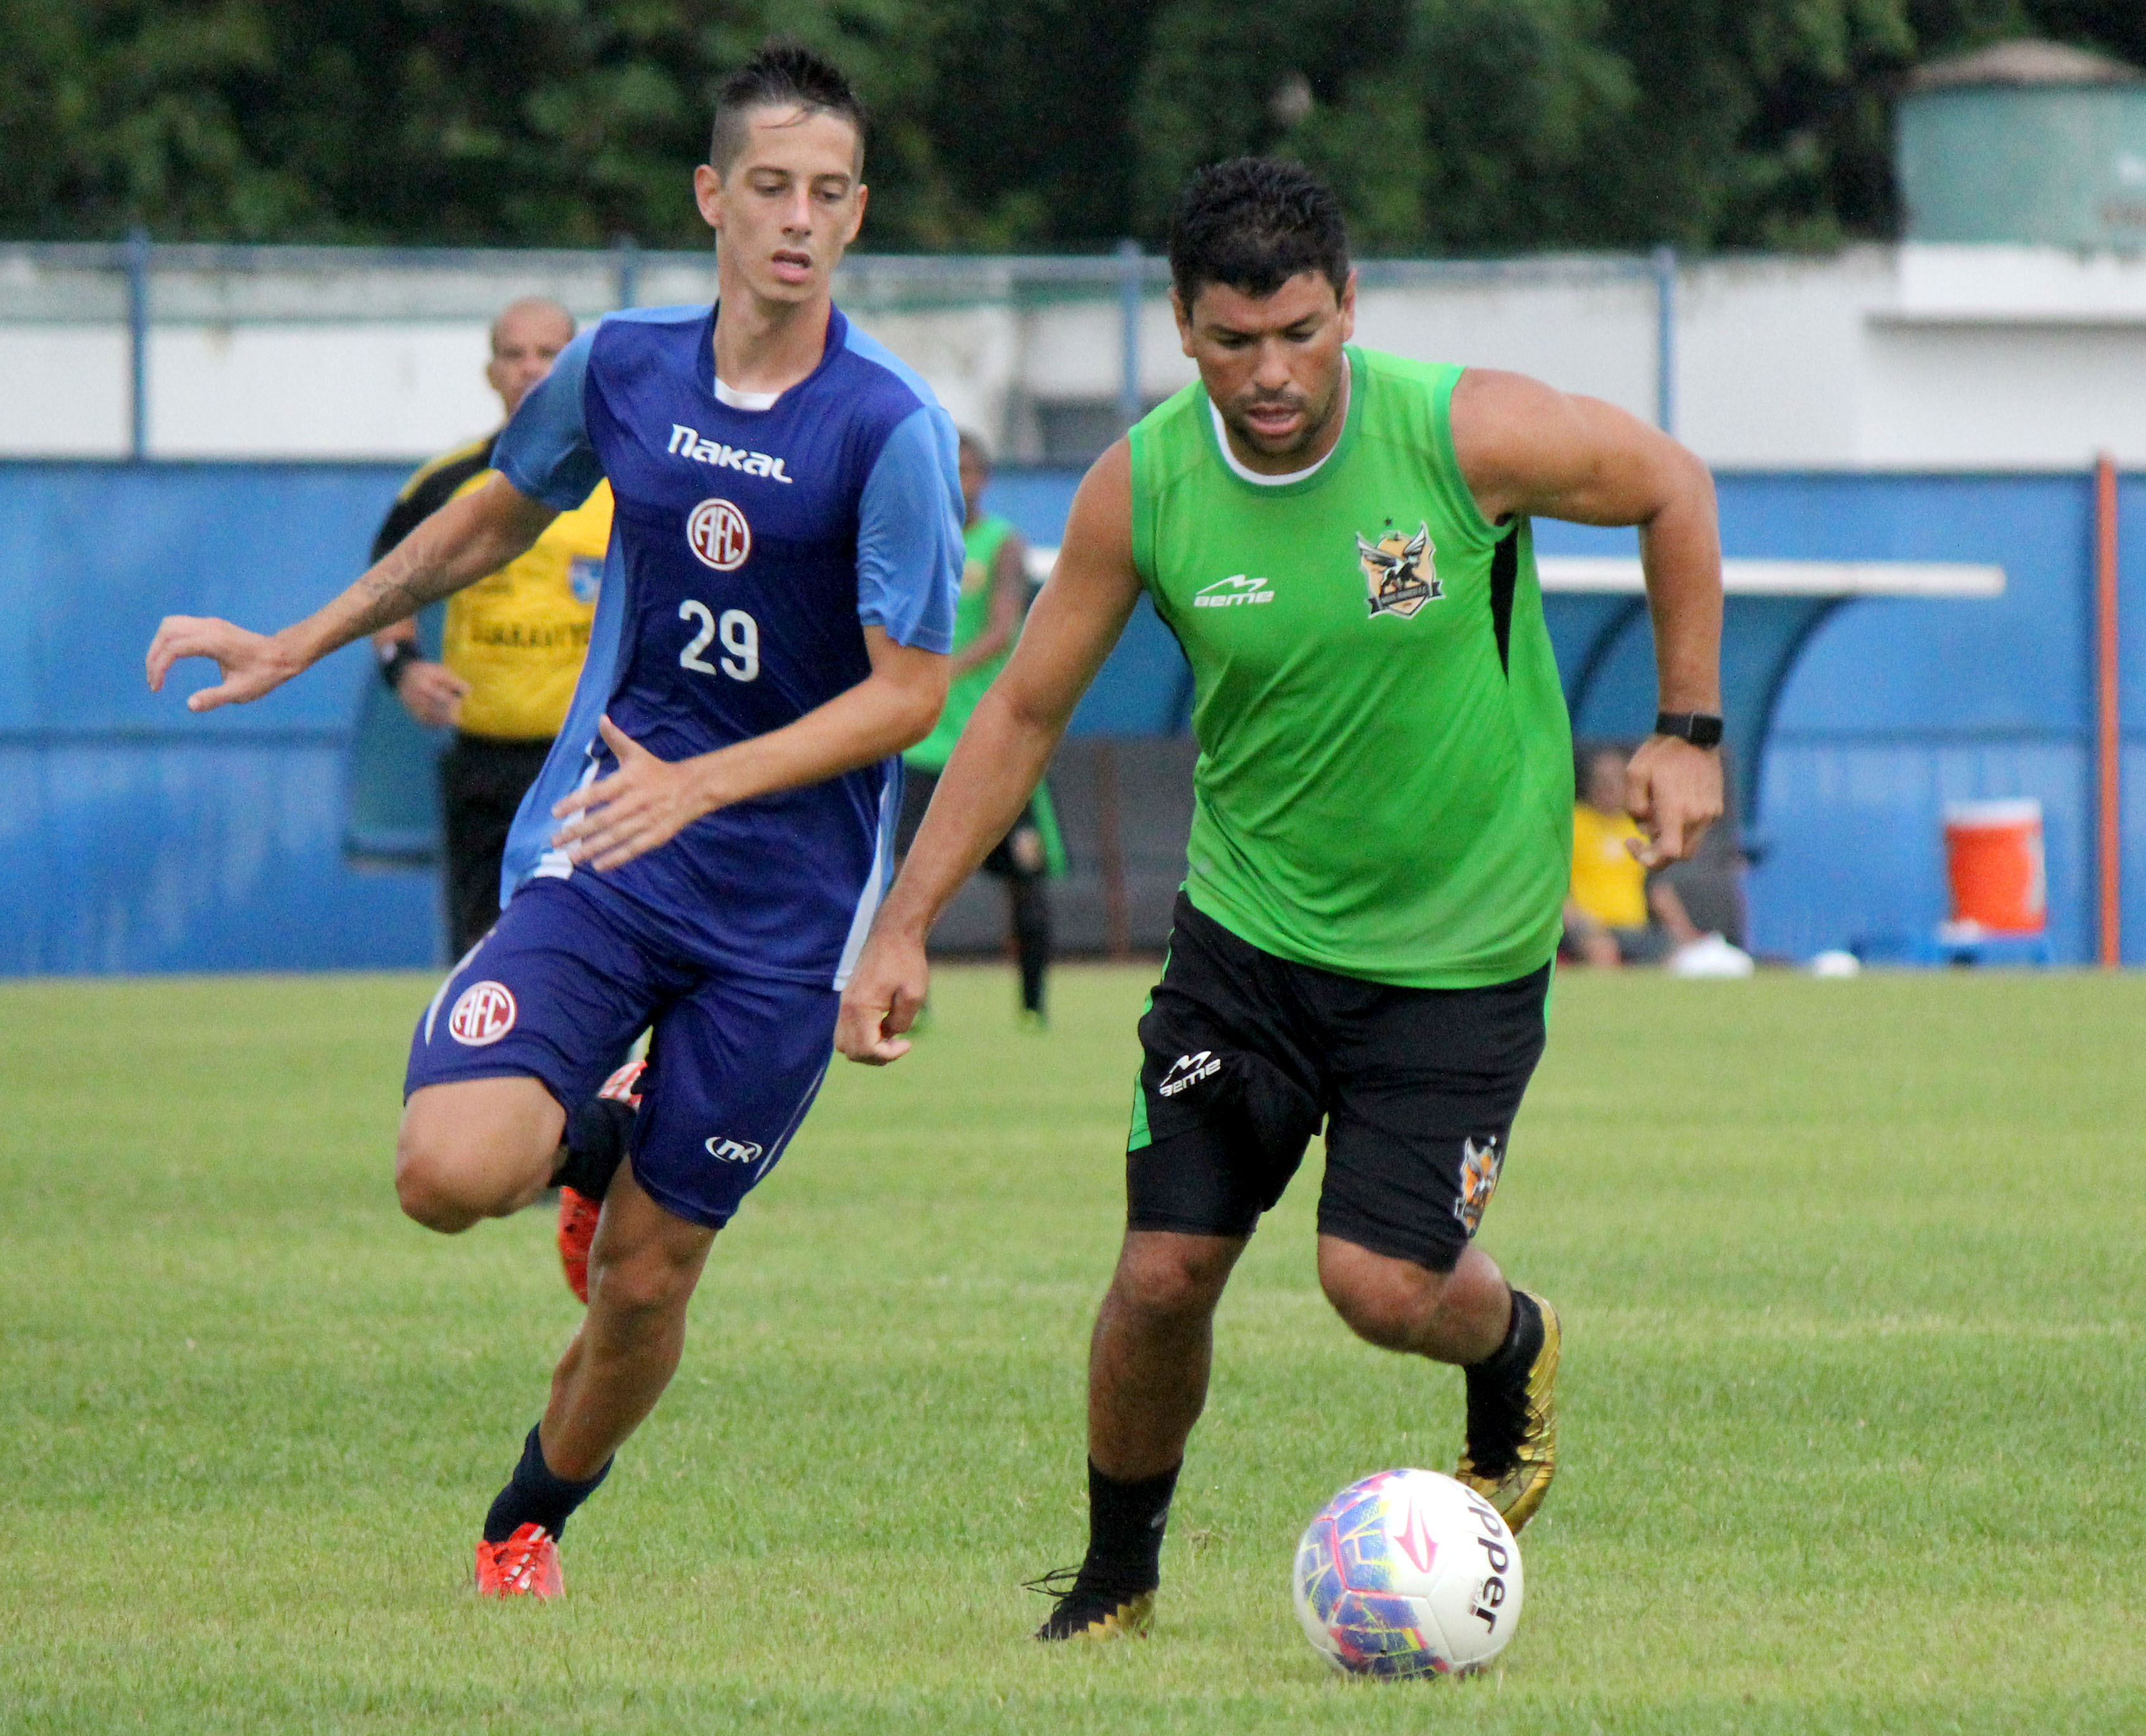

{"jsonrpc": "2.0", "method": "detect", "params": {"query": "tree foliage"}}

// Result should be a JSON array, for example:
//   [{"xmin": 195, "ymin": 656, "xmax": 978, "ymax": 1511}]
[{"xmin": 1, "ymin": 0, "xmax": 2142, "ymax": 252}]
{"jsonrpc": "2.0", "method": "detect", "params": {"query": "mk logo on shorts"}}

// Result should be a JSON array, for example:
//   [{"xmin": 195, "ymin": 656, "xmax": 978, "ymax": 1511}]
[
  {"xmin": 1452, "ymin": 1133, "xmax": 1503, "ymax": 1235},
  {"xmin": 1157, "ymin": 1050, "xmax": 1222, "ymax": 1098},
  {"xmin": 705, "ymin": 1136, "xmax": 764, "ymax": 1164},
  {"xmin": 447, "ymin": 981, "xmax": 517, "ymax": 1047}
]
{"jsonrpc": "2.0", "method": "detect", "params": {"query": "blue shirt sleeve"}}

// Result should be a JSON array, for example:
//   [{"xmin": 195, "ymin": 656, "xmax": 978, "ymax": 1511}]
[
  {"xmin": 491, "ymin": 325, "xmax": 606, "ymax": 510},
  {"xmin": 856, "ymin": 405, "xmax": 963, "ymax": 653}
]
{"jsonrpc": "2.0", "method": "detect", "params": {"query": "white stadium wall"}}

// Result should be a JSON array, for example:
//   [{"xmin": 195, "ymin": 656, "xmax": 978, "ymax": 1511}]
[{"xmin": 4, "ymin": 242, "xmax": 2146, "ymax": 469}]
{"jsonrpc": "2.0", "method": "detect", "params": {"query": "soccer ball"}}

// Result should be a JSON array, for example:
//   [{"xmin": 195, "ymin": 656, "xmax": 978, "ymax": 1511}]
[{"xmin": 1292, "ymin": 1468, "xmax": 1524, "ymax": 1679}]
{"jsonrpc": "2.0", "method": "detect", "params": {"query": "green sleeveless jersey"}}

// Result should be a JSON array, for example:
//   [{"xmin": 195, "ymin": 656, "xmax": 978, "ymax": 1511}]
[
  {"xmin": 906, "ymin": 514, "xmax": 1017, "ymax": 773},
  {"xmin": 1129, "ymin": 348, "xmax": 1572, "ymax": 987}
]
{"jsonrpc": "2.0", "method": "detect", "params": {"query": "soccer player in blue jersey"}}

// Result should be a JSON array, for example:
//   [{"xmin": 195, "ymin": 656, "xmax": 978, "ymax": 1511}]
[{"xmin": 144, "ymin": 42, "xmax": 963, "ymax": 1599}]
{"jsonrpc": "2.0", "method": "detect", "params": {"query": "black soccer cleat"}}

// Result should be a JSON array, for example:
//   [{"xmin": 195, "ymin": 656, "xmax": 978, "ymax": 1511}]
[{"xmin": 1026, "ymin": 1566, "xmax": 1157, "ymax": 1641}]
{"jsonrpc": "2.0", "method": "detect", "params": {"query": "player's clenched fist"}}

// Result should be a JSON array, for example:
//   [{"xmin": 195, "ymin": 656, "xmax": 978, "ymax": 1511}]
[
  {"xmin": 836, "ymin": 928, "xmax": 930, "ymax": 1065},
  {"xmin": 144, "ymin": 616, "xmax": 306, "ymax": 711},
  {"xmin": 1622, "ymin": 735, "xmax": 1723, "ymax": 868}
]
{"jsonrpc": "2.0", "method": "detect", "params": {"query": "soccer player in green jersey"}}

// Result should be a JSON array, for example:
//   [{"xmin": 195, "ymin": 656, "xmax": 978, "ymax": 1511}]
[
  {"xmin": 838, "ymin": 158, "xmax": 1725, "ymax": 1640},
  {"xmin": 896, "ymin": 431, "xmax": 1065, "ymax": 1023}
]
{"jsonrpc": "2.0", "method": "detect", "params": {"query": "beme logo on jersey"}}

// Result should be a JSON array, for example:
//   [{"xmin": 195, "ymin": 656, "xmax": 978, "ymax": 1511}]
[
  {"xmin": 1195, "ymin": 574, "xmax": 1276, "ymax": 608},
  {"xmin": 1158, "ymin": 1050, "xmax": 1222, "ymax": 1097},
  {"xmin": 1359, "ymin": 520, "xmax": 1441, "ymax": 618},
  {"xmin": 705, "ymin": 1136, "xmax": 764, "ymax": 1164},
  {"xmin": 447, "ymin": 981, "xmax": 517, "ymax": 1047},
  {"xmin": 667, "ymin": 424, "xmax": 795, "ymax": 483},
  {"xmin": 687, "ymin": 498, "xmax": 752, "ymax": 572}
]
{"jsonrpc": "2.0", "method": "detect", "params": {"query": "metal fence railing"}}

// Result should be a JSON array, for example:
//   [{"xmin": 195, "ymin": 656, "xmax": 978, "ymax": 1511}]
[{"xmin": 0, "ymin": 237, "xmax": 1682, "ymax": 460}]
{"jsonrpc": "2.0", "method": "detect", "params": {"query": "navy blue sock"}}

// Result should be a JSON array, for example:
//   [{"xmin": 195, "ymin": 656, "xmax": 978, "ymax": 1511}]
[
  {"xmin": 482, "ymin": 1425, "xmax": 612, "ymax": 1544},
  {"xmin": 553, "ymin": 1098, "xmax": 632, "ymax": 1199}
]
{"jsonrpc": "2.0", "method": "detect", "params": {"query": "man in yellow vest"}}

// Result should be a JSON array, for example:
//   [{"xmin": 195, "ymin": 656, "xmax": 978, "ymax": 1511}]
[
  {"xmin": 1564, "ymin": 741, "xmax": 1704, "ymax": 965},
  {"xmin": 369, "ymin": 298, "xmax": 615, "ymax": 953}
]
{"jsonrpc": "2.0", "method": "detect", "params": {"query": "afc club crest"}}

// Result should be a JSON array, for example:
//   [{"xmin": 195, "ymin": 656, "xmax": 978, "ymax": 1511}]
[
  {"xmin": 448, "ymin": 980, "xmax": 518, "ymax": 1047},
  {"xmin": 687, "ymin": 498, "xmax": 752, "ymax": 572},
  {"xmin": 1358, "ymin": 520, "xmax": 1440, "ymax": 619}
]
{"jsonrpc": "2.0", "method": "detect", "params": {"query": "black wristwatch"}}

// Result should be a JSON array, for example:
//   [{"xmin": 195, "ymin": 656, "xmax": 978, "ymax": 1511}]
[
  {"xmin": 377, "ymin": 639, "xmax": 423, "ymax": 693},
  {"xmin": 1653, "ymin": 710, "xmax": 1723, "ymax": 748}
]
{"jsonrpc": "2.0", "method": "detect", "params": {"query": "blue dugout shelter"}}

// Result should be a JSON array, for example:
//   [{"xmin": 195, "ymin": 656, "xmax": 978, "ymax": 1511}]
[{"xmin": 1, "ymin": 462, "xmax": 2138, "ymax": 974}]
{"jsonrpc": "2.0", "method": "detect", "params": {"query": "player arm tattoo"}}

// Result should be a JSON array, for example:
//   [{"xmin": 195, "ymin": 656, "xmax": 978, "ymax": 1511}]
[{"xmin": 302, "ymin": 479, "xmax": 560, "ymax": 662}]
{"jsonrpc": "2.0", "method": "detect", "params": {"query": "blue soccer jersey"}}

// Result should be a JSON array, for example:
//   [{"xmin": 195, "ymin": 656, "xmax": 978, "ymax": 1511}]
[{"xmin": 489, "ymin": 304, "xmax": 963, "ymax": 988}]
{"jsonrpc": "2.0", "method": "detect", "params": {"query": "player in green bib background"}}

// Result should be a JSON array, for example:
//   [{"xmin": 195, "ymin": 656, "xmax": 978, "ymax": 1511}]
[
  {"xmin": 842, "ymin": 160, "xmax": 1726, "ymax": 1642},
  {"xmin": 898, "ymin": 432, "xmax": 1065, "ymax": 1024}
]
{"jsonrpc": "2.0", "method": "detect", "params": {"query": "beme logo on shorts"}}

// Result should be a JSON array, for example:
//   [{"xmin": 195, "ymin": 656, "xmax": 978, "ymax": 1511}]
[
  {"xmin": 447, "ymin": 981, "xmax": 518, "ymax": 1047},
  {"xmin": 705, "ymin": 1136, "xmax": 764, "ymax": 1164},
  {"xmin": 686, "ymin": 498, "xmax": 751, "ymax": 572},
  {"xmin": 1157, "ymin": 1050, "xmax": 1222, "ymax": 1098}
]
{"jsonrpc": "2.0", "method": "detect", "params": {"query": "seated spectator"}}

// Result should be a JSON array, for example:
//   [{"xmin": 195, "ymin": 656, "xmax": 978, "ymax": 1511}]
[{"xmin": 1563, "ymin": 741, "xmax": 1705, "ymax": 967}]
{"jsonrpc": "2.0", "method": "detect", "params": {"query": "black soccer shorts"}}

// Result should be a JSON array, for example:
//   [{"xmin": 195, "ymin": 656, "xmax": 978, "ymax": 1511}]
[{"xmin": 1124, "ymin": 893, "xmax": 1551, "ymax": 1273}]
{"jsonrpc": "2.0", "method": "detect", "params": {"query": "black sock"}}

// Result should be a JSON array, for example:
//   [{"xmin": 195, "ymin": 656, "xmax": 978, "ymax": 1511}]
[
  {"xmin": 482, "ymin": 1425, "xmax": 613, "ymax": 1544},
  {"xmin": 1081, "ymin": 1458, "xmax": 1179, "ymax": 1592},
  {"xmin": 1469, "ymin": 1288, "xmax": 1545, "ymax": 1387},
  {"xmin": 552, "ymin": 1097, "xmax": 633, "ymax": 1198},
  {"xmin": 1462, "ymin": 1289, "xmax": 1545, "ymax": 1475}
]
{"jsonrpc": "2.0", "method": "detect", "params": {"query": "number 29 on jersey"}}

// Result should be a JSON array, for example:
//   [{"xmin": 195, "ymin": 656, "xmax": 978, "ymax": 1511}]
[{"xmin": 677, "ymin": 601, "xmax": 758, "ymax": 682}]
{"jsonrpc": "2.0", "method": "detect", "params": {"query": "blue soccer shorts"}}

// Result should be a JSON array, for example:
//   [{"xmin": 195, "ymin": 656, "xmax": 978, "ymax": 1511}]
[{"xmin": 404, "ymin": 874, "xmax": 837, "ymax": 1230}]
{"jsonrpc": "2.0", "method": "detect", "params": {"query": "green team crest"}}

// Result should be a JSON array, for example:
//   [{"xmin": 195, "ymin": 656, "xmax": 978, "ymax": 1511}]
[{"xmin": 1359, "ymin": 520, "xmax": 1440, "ymax": 618}]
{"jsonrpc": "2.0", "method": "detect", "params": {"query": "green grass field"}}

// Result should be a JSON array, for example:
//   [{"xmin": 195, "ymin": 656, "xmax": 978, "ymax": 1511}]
[{"xmin": 5, "ymin": 964, "xmax": 2143, "ymax": 1732}]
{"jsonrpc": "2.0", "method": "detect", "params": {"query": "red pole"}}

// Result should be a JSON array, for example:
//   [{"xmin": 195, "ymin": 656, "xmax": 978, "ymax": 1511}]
[{"xmin": 2095, "ymin": 454, "xmax": 2121, "ymax": 969}]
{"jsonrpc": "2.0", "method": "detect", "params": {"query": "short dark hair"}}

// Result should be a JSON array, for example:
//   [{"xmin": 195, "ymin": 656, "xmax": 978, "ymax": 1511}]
[
  {"xmin": 709, "ymin": 37, "xmax": 867, "ymax": 175},
  {"xmin": 1168, "ymin": 158, "xmax": 1350, "ymax": 312}
]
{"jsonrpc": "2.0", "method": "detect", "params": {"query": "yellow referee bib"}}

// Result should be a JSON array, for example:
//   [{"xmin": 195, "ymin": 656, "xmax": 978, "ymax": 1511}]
[
  {"xmin": 439, "ymin": 477, "xmax": 613, "ymax": 741},
  {"xmin": 1569, "ymin": 802, "xmax": 1649, "ymax": 930}
]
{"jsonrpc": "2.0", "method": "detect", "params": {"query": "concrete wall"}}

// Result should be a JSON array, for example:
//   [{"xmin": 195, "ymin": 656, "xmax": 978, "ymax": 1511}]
[{"xmin": 8, "ymin": 242, "xmax": 2146, "ymax": 470}]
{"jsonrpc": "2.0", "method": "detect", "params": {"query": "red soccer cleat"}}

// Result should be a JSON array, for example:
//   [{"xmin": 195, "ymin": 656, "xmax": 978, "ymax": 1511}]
[
  {"xmin": 558, "ymin": 1187, "xmax": 601, "ymax": 1304},
  {"xmin": 558, "ymin": 1057, "xmax": 644, "ymax": 1303},
  {"xmin": 474, "ymin": 1523, "xmax": 563, "ymax": 1599}
]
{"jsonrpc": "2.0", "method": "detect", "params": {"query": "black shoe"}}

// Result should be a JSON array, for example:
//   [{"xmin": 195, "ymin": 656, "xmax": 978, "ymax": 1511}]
[{"xmin": 1026, "ymin": 1565, "xmax": 1157, "ymax": 1641}]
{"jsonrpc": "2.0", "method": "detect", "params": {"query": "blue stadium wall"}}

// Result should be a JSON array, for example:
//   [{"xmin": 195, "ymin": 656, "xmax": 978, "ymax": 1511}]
[{"xmin": 3, "ymin": 462, "xmax": 2142, "ymax": 974}]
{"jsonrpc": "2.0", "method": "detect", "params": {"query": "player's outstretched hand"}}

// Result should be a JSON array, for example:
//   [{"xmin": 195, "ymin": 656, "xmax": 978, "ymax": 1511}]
[
  {"xmin": 144, "ymin": 617, "xmax": 304, "ymax": 711},
  {"xmin": 1624, "ymin": 734, "xmax": 1724, "ymax": 867},
  {"xmin": 836, "ymin": 925, "xmax": 929, "ymax": 1066},
  {"xmin": 551, "ymin": 716, "xmax": 712, "ymax": 872}
]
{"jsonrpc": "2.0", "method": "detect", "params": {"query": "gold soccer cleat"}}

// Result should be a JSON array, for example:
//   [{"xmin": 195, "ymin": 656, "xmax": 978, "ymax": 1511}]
[{"xmin": 1028, "ymin": 1569, "xmax": 1158, "ymax": 1641}]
